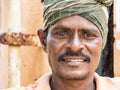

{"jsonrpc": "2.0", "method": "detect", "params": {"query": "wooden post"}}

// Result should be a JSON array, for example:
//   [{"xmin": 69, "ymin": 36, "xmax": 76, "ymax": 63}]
[
  {"xmin": 114, "ymin": 0, "xmax": 120, "ymax": 76},
  {"xmin": 8, "ymin": 0, "xmax": 21, "ymax": 87},
  {"xmin": 0, "ymin": 0, "xmax": 9, "ymax": 89}
]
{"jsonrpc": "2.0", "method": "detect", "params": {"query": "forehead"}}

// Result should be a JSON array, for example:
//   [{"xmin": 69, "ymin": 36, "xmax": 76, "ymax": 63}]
[{"xmin": 48, "ymin": 15, "xmax": 100, "ymax": 32}]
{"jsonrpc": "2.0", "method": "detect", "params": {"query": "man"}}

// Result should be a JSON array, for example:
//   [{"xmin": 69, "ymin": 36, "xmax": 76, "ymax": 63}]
[{"xmin": 3, "ymin": 0, "xmax": 120, "ymax": 90}]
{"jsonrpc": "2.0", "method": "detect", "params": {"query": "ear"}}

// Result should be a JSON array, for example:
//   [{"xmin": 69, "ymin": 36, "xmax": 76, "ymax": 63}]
[{"xmin": 37, "ymin": 29, "xmax": 47, "ymax": 52}]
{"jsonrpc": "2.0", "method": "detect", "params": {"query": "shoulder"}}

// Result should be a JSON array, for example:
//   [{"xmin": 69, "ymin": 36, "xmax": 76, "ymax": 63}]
[
  {"xmin": 104, "ymin": 76, "xmax": 120, "ymax": 90},
  {"xmin": 2, "ymin": 72, "xmax": 52, "ymax": 90},
  {"xmin": 94, "ymin": 73, "xmax": 120, "ymax": 90},
  {"xmin": 2, "ymin": 87, "xmax": 27, "ymax": 90},
  {"xmin": 2, "ymin": 82, "xmax": 38, "ymax": 90},
  {"xmin": 101, "ymin": 76, "xmax": 120, "ymax": 86},
  {"xmin": 110, "ymin": 76, "xmax": 120, "ymax": 87}
]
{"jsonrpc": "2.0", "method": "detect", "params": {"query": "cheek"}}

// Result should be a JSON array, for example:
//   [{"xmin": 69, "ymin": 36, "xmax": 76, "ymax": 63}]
[
  {"xmin": 85, "ymin": 39, "xmax": 102, "ymax": 70},
  {"xmin": 47, "ymin": 36, "xmax": 67, "ymax": 54},
  {"xmin": 46, "ymin": 38, "xmax": 66, "ymax": 65},
  {"xmin": 46, "ymin": 39, "xmax": 58, "ymax": 69},
  {"xmin": 47, "ymin": 39, "xmax": 62, "ymax": 55},
  {"xmin": 47, "ymin": 38, "xmax": 68, "ymax": 72},
  {"xmin": 86, "ymin": 38, "xmax": 103, "ymax": 53}
]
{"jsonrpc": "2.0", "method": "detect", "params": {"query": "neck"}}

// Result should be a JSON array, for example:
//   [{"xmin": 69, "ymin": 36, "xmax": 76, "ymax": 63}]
[{"xmin": 50, "ymin": 74, "xmax": 96, "ymax": 90}]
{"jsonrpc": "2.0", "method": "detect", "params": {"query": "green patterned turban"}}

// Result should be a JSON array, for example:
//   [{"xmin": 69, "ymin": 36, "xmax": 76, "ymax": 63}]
[{"xmin": 43, "ymin": 0, "xmax": 113, "ymax": 48}]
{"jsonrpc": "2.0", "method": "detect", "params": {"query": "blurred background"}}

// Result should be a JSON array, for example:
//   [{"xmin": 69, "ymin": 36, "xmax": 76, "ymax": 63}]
[{"xmin": 0, "ymin": 0, "xmax": 120, "ymax": 89}]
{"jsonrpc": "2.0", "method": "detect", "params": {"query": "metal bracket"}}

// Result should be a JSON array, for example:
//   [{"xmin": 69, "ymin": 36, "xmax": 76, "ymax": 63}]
[{"xmin": 0, "ymin": 32, "xmax": 39, "ymax": 46}]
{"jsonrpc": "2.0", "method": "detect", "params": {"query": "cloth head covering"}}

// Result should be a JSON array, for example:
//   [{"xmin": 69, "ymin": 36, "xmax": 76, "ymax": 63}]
[{"xmin": 43, "ymin": 0, "xmax": 113, "ymax": 48}]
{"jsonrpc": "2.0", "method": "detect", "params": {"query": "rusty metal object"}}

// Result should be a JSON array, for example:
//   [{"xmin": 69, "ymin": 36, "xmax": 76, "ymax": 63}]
[{"xmin": 0, "ymin": 32, "xmax": 39, "ymax": 46}]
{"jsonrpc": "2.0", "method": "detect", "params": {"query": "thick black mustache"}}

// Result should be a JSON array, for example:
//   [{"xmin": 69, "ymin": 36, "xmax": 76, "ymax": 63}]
[{"xmin": 58, "ymin": 50, "xmax": 90, "ymax": 62}]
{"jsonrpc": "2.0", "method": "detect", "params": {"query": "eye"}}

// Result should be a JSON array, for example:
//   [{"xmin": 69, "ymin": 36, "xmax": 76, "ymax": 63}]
[
  {"xmin": 53, "ymin": 31, "xmax": 70, "ymax": 38},
  {"xmin": 83, "ymin": 32, "xmax": 98, "ymax": 40}
]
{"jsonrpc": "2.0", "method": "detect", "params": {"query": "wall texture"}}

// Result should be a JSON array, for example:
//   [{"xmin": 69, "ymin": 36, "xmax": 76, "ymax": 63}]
[
  {"xmin": 0, "ymin": 0, "xmax": 120, "ymax": 89},
  {"xmin": 0, "ymin": 0, "xmax": 51, "ymax": 89}
]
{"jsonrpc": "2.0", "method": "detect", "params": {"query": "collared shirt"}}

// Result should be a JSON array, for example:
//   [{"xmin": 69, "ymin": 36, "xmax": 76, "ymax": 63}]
[{"xmin": 3, "ymin": 72, "xmax": 120, "ymax": 90}]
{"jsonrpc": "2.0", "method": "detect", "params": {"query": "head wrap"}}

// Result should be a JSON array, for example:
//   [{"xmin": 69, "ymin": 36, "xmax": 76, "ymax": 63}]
[{"xmin": 43, "ymin": 0, "xmax": 113, "ymax": 48}]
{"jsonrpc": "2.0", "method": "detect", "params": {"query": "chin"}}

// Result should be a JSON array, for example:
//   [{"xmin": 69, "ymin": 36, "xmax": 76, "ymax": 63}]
[{"xmin": 58, "ymin": 70, "xmax": 89, "ymax": 80}]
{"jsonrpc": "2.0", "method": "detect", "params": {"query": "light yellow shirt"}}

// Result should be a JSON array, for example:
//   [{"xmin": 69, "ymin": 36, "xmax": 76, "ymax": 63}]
[{"xmin": 3, "ymin": 73, "xmax": 120, "ymax": 90}]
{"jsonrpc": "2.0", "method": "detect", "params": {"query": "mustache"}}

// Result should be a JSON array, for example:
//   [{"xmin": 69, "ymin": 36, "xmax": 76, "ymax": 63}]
[{"xmin": 58, "ymin": 50, "xmax": 90, "ymax": 62}]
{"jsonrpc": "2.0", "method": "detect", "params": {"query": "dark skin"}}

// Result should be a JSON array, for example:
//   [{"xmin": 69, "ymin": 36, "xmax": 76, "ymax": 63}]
[{"xmin": 38, "ymin": 15, "xmax": 103, "ymax": 90}]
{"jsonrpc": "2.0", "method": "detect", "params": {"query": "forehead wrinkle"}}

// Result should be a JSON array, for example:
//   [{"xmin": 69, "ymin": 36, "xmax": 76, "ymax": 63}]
[
  {"xmin": 49, "ymin": 25, "xmax": 101, "ymax": 36},
  {"xmin": 79, "ymin": 28, "xmax": 100, "ymax": 34},
  {"xmin": 50, "ymin": 24, "xmax": 72, "ymax": 32}
]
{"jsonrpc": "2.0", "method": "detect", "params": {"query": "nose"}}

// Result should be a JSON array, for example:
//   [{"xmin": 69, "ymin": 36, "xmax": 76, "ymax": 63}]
[{"xmin": 67, "ymin": 32, "xmax": 84, "ymax": 51}]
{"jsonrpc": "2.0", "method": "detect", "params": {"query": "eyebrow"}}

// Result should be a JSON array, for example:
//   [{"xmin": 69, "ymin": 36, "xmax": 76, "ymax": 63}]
[
  {"xmin": 81, "ymin": 28, "xmax": 100, "ymax": 34},
  {"xmin": 51, "ymin": 25, "xmax": 100, "ymax": 34},
  {"xmin": 51, "ymin": 25, "xmax": 71, "ymax": 31}
]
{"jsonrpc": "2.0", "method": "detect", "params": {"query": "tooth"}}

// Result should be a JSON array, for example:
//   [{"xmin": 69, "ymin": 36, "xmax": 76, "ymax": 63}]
[
  {"xmin": 79, "ymin": 59, "xmax": 84, "ymax": 62},
  {"xmin": 65, "ymin": 59, "xmax": 84, "ymax": 62}
]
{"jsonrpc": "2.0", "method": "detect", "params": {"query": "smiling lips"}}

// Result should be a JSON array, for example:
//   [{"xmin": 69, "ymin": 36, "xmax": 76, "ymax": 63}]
[
  {"xmin": 65, "ymin": 59, "xmax": 85, "ymax": 62},
  {"xmin": 62, "ymin": 57, "xmax": 89, "ymax": 66}
]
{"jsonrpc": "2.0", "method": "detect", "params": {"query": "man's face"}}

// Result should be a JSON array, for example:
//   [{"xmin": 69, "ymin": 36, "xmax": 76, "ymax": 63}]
[{"xmin": 43, "ymin": 15, "xmax": 102, "ymax": 80}]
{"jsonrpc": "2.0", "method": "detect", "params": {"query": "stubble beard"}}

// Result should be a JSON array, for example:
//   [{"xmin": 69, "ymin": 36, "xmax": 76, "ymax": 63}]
[{"xmin": 56, "ymin": 71, "xmax": 89, "ymax": 80}]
